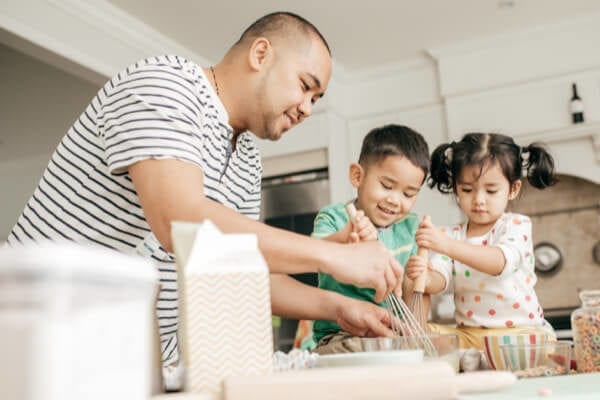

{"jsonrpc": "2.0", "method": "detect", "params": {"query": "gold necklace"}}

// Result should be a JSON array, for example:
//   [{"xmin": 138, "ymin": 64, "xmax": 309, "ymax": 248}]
[{"xmin": 210, "ymin": 66, "xmax": 220, "ymax": 96}]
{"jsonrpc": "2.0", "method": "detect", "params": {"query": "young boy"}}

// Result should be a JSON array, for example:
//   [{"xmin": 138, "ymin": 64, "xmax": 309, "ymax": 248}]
[{"xmin": 312, "ymin": 124, "xmax": 430, "ymax": 354}]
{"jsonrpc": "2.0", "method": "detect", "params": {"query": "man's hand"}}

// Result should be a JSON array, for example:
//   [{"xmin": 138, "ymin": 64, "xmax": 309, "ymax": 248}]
[
  {"xmin": 327, "ymin": 241, "xmax": 403, "ymax": 303},
  {"xmin": 335, "ymin": 296, "xmax": 393, "ymax": 338},
  {"xmin": 270, "ymin": 275, "xmax": 392, "ymax": 338}
]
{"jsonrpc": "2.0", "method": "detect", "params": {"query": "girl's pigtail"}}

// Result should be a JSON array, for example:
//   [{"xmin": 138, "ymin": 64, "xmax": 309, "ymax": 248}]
[
  {"xmin": 428, "ymin": 142, "xmax": 455, "ymax": 193},
  {"xmin": 522, "ymin": 143, "xmax": 557, "ymax": 189}
]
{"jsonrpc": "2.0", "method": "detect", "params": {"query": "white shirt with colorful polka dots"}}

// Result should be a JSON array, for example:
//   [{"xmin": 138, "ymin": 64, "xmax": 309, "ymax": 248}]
[{"xmin": 431, "ymin": 212, "xmax": 546, "ymax": 329}]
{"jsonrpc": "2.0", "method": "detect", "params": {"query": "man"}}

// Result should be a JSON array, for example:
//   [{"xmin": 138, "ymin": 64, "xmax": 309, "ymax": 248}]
[{"xmin": 7, "ymin": 12, "xmax": 401, "ymax": 367}]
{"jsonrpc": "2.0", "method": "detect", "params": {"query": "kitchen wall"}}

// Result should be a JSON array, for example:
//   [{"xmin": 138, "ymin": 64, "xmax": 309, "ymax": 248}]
[
  {"xmin": 509, "ymin": 175, "xmax": 600, "ymax": 310},
  {"xmin": 0, "ymin": 43, "xmax": 100, "ymax": 240}
]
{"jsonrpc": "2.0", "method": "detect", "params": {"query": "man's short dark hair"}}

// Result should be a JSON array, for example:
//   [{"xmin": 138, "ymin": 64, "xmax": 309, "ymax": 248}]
[
  {"xmin": 359, "ymin": 124, "xmax": 430, "ymax": 180},
  {"xmin": 236, "ymin": 11, "xmax": 330, "ymax": 55}
]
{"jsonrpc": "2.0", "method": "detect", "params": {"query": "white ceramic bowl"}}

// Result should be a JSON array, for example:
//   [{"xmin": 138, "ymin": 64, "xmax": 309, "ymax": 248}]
[{"xmin": 316, "ymin": 349, "xmax": 423, "ymax": 368}]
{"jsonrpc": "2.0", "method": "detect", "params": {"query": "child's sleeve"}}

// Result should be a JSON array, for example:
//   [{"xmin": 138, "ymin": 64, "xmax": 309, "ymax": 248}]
[
  {"xmin": 311, "ymin": 205, "xmax": 346, "ymax": 239},
  {"xmin": 494, "ymin": 214, "xmax": 535, "ymax": 278},
  {"xmin": 429, "ymin": 227, "xmax": 454, "ymax": 292}
]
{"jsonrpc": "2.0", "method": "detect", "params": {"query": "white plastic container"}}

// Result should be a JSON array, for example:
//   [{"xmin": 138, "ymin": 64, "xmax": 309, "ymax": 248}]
[{"xmin": 0, "ymin": 242, "xmax": 158, "ymax": 400}]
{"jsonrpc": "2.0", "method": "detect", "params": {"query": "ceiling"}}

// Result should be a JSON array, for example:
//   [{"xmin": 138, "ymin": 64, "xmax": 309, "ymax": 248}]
[
  {"xmin": 2, "ymin": 0, "xmax": 600, "ymax": 164},
  {"xmin": 107, "ymin": 0, "xmax": 600, "ymax": 72}
]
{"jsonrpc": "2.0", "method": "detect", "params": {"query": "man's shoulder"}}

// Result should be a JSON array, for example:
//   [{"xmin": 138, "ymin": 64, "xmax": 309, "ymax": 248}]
[
  {"xmin": 117, "ymin": 55, "xmax": 207, "ymax": 91},
  {"xmin": 131, "ymin": 55, "xmax": 198, "ymax": 73}
]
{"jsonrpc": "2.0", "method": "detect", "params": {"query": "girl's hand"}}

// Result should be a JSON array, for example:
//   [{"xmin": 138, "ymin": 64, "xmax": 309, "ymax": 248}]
[
  {"xmin": 405, "ymin": 254, "xmax": 429, "ymax": 280},
  {"xmin": 348, "ymin": 209, "xmax": 378, "ymax": 243},
  {"xmin": 415, "ymin": 219, "xmax": 450, "ymax": 255}
]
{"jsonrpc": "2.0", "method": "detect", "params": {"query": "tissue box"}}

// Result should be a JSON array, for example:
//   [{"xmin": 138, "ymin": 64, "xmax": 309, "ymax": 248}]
[{"xmin": 172, "ymin": 221, "xmax": 273, "ymax": 398}]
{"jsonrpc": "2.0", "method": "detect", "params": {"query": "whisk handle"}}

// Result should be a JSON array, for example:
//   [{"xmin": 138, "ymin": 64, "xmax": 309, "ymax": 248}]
[
  {"xmin": 345, "ymin": 202, "xmax": 358, "ymax": 223},
  {"xmin": 413, "ymin": 215, "xmax": 431, "ymax": 293}
]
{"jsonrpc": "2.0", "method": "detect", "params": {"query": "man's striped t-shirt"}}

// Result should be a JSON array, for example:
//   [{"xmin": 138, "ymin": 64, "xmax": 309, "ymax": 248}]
[{"xmin": 7, "ymin": 55, "xmax": 263, "ymax": 364}]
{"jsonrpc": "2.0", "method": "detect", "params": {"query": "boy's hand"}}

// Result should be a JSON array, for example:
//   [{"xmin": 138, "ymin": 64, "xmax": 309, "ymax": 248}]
[
  {"xmin": 348, "ymin": 209, "xmax": 378, "ymax": 243},
  {"xmin": 415, "ymin": 219, "xmax": 449, "ymax": 255}
]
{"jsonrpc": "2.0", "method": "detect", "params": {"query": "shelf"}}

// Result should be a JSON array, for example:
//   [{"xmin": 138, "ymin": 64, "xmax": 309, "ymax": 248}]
[
  {"xmin": 514, "ymin": 121, "xmax": 600, "ymax": 145},
  {"xmin": 513, "ymin": 121, "xmax": 600, "ymax": 164}
]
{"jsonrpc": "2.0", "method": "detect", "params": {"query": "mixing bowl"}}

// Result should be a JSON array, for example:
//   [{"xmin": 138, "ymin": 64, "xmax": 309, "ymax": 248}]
[
  {"xmin": 482, "ymin": 332, "xmax": 549, "ymax": 370},
  {"xmin": 499, "ymin": 340, "xmax": 572, "ymax": 378}
]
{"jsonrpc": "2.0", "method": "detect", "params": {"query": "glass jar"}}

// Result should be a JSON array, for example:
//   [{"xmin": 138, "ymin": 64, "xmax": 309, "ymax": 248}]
[{"xmin": 571, "ymin": 289, "xmax": 600, "ymax": 373}]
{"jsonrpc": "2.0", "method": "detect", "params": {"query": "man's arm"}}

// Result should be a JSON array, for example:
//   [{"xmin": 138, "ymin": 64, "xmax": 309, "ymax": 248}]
[
  {"xmin": 320, "ymin": 225, "xmax": 352, "ymax": 243},
  {"xmin": 129, "ymin": 159, "xmax": 402, "ymax": 302},
  {"xmin": 269, "ymin": 274, "xmax": 393, "ymax": 338}
]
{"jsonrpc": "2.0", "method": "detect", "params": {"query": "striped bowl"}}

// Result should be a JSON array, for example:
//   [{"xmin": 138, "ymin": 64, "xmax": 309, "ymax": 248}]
[
  {"xmin": 482, "ymin": 333, "xmax": 549, "ymax": 370},
  {"xmin": 499, "ymin": 340, "xmax": 571, "ymax": 376}
]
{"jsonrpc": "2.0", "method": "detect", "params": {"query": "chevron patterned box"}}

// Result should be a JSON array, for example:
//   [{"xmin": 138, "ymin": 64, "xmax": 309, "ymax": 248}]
[{"xmin": 171, "ymin": 221, "xmax": 274, "ymax": 398}]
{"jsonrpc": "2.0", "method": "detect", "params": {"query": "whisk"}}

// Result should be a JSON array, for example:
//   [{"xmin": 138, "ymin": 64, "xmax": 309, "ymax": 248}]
[
  {"xmin": 408, "ymin": 215, "xmax": 432, "ymax": 332},
  {"xmin": 385, "ymin": 291, "xmax": 437, "ymax": 356},
  {"xmin": 344, "ymin": 202, "xmax": 437, "ymax": 357}
]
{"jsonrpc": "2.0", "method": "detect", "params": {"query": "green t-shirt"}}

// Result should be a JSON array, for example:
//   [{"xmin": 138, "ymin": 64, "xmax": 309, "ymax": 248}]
[{"xmin": 312, "ymin": 201, "xmax": 419, "ymax": 343}]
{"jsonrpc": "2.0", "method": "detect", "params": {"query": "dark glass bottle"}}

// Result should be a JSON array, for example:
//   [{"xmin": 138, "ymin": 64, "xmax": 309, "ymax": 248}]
[{"xmin": 570, "ymin": 83, "xmax": 584, "ymax": 124}]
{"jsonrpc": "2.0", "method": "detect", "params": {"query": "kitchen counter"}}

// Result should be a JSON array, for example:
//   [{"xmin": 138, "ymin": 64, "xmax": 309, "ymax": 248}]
[
  {"xmin": 459, "ymin": 372, "xmax": 600, "ymax": 400},
  {"xmin": 151, "ymin": 371, "xmax": 600, "ymax": 400}
]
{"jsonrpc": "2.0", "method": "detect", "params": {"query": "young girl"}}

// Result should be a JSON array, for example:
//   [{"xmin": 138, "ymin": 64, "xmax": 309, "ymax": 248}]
[{"xmin": 405, "ymin": 133, "xmax": 557, "ymax": 350}]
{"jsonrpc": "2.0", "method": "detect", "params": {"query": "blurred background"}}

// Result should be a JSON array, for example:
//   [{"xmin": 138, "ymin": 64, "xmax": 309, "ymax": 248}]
[{"xmin": 1, "ymin": 0, "xmax": 599, "ymax": 350}]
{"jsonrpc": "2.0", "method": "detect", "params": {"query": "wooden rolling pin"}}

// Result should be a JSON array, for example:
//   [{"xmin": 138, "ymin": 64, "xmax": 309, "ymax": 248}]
[{"xmin": 223, "ymin": 362, "xmax": 516, "ymax": 400}]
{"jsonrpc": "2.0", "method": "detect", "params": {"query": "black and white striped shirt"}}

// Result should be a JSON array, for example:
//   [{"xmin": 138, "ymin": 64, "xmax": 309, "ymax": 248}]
[{"xmin": 7, "ymin": 55, "xmax": 263, "ymax": 364}]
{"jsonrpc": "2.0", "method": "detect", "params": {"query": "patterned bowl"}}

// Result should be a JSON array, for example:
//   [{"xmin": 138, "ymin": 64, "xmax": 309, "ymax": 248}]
[
  {"xmin": 499, "ymin": 340, "xmax": 572, "ymax": 378},
  {"xmin": 482, "ymin": 333, "xmax": 548, "ymax": 370}
]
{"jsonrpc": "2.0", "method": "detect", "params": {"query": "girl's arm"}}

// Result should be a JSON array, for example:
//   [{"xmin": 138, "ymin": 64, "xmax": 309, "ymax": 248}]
[
  {"xmin": 437, "ymin": 240, "xmax": 505, "ymax": 276},
  {"xmin": 416, "ymin": 221, "xmax": 505, "ymax": 276}
]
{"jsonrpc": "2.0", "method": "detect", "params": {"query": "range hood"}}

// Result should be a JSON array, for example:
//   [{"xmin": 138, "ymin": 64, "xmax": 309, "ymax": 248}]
[{"xmin": 512, "ymin": 121, "xmax": 600, "ymax": 185}]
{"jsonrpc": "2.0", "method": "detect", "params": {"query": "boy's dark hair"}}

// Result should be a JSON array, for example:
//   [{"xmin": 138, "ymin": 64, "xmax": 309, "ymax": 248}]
[
  {"xmin": 358, "ymin": 124, "xmax": 430, "ymax": 181},
  {"xmin": 236, "ymin": 11, "xmax": 331, "ymax": 55},
  {"xmin": 429, "ymin": 132, "xmax": 557, "ymax": 194}
]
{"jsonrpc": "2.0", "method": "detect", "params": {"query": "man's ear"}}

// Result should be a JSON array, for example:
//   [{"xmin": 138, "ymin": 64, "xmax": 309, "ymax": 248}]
[
  {"xmin": 349, "ymin": 163, "xmax": 364, "ymax": 188},
  {"xmin": 248, "ymin": 37, "xmax": 272, "ymax": 71},
  {"xmin": 509, "ymin": 179, "xmax": 522, "ymax": 200}
]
